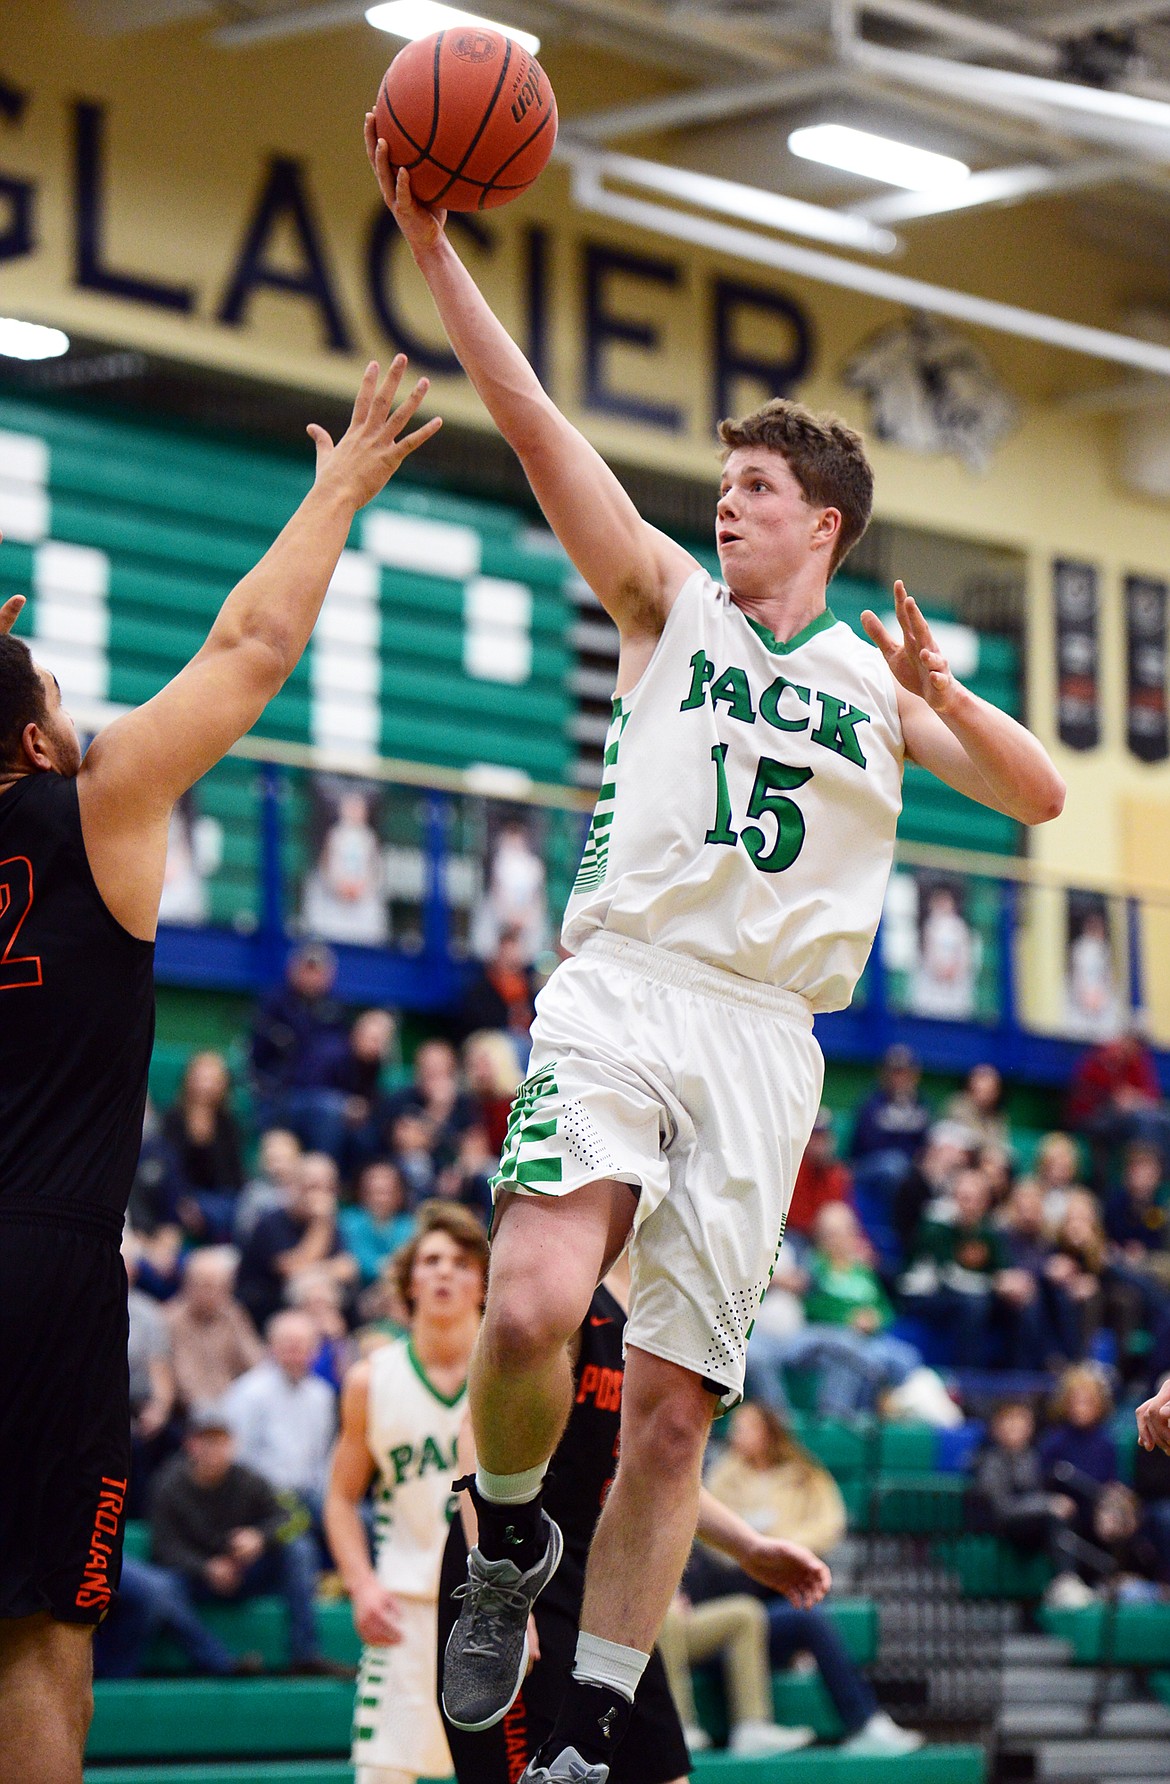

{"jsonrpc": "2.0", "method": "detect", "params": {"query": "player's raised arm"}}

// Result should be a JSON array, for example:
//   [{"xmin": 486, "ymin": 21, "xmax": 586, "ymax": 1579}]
[
  {"xmin": 366, "ymin": 121, "xmax": 697, "ymax": 635},
  {"xmin": 76, "ymin": 358, "xmax": 440, "ymax": 939},
  {"xmin": 863, "ymin": 581, "xmax": 1066, "ymax": 826}
]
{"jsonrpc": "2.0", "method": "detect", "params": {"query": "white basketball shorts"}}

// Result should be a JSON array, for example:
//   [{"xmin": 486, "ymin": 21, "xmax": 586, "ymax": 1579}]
[
  {"xmin": 492, "ymin": 930, "xmax": 824, "ymax": 1404},
  {"xmin": 351, "ymin": 1593, "xmax": 451, "ymax": 1777}
]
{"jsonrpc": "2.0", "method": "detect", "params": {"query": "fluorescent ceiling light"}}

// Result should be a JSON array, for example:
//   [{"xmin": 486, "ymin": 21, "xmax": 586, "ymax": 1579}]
[
  {"xmin": 789, "ymin": 123, "xmax": 969, "ymax": 192},
  {"xmin": 0, "ymin": 318, "xmax": 69, "ymax": 361},
  {"xmin": 365, "ymin": 2, "xmax": 540, "ymax": 53}
]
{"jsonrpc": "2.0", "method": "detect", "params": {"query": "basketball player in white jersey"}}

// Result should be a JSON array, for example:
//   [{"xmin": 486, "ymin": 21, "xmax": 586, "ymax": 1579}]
[
  {"xmin": 324, "ymin": 1202, "xmax": 489, "ymax": 1784},
  {"xmin": 367, "ymin": 120, "xmax": 1066, "ymax": 1784}
]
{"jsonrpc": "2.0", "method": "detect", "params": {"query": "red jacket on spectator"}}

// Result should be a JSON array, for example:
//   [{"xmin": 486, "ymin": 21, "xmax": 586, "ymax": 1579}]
[
  {"xmin": 1066, "ymin": 1037, "xmax": 1162, "ymax": 1130},
  {"xmin": 787, "ymin": 1155, "xmax": 855, "ymax": 1239}
]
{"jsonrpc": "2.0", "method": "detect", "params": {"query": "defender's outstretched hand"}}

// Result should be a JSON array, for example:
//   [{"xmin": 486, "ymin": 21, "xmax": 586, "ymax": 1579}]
[
  {"xmin": 740, "ymin": 1536, "xmax": 831, "ymax": 1610},
  {"xmin": 307, "ymin": 356, "xmax": 441, "ymax": 509},
  {"xmin": 364, "ymin": 115, "xmax": 448, "ymax": 257},
  {"xmin": 0, "ymin": 592, "xmax": 26, "ymax": 635},
  {"xmin": 862, "ymin": 581, "xmax": 957, "ymax": 715},
  {"xmin": 1137, "ymin": 1389, "xmax": 1170, "ymax": 1456}
]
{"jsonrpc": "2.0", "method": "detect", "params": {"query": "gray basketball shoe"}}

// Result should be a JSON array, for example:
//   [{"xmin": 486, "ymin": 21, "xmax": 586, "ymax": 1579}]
[
  {"xmin": 442, "ymin": 1511, "xmax": 564, "ymax": 1731},
  {"xmin": 518, "ymin": 1748, "xmax": 610, "ymax": 1782}
]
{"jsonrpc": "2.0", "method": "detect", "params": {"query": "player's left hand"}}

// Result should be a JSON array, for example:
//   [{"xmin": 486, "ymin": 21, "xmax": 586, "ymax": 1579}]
[
  {"xmin": 1137, "ymin": 1390, "xmax": 1170, "ymax": 1455},
  {"xmin": 741, "ymin": 1536, "xmax": 831, "ymax": 1608},
  {"xmin": 307, "ymin": 357, "xmax": 442, "ymax": 511},
  {"xmin": 862, "ymin": 581, "xmax": 958, "ymax": 715},
  {"xmin": 0, "ymin": 593, "xmax": 26, "ymax": 635}
]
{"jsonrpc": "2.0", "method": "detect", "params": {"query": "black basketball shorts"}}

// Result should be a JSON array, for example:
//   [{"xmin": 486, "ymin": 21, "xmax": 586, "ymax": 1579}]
[
  {"xmin": 0, "ymin": 1207, "xmax": 131, "ymax": 1625},
  {"xmin": 438, "ymin": 1529, "xmax": 691, "ymax": 1784}
]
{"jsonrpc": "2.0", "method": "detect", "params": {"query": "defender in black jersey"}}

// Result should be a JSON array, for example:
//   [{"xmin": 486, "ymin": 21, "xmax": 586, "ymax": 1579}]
[
  {"xmin": 0, "ymin": 359, "xmax": 440, "ymax": 1782},
  {"xmin": 437, "ymin": 1263, "xmax": 831, "ymax": 1783}
]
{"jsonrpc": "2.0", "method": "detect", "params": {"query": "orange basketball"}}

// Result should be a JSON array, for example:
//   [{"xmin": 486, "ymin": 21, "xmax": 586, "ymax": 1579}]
[{"xmin": 374, "ymin": 28, "xmax": 558, "ymax": 212}]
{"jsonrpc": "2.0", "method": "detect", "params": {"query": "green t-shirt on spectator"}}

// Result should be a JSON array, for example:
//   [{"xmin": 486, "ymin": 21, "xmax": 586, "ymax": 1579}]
[
  {"xmin": 915, "ymin": 1217, "xmax": 1007, "ymax": 1280},
  {"xmin": 804, "ymin": 1252, "xmax": 894, "ymax": 1331}
]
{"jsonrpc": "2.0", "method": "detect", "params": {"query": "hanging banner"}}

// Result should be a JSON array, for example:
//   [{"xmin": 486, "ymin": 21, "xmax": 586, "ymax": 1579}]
[
  {"xmin": 1053, "ymin": 559, "xmax": 1100, "ymax": 752},
  {"xmin": 1125, "ymin": 574, "xmax": 1170, "ymax": 763}
]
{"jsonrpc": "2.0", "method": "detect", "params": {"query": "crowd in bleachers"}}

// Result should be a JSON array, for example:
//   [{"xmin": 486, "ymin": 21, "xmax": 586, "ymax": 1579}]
[{"xmin": 105, "ymin": 936, "xmax": 1170, "ymax": 1700}]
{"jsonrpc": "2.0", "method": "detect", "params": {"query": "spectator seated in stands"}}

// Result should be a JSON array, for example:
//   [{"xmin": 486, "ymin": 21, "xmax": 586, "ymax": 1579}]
[
  {"xmin": 899, "ymin": 1164, "xmax": 1043, "ymax": 1368},
  {"xmin": 703, "ymin": 1404, "xmax": 923, "ymax": 1755},
  {"xmin": 849, "ymin": 1043, "xmax": 931, "ymax": 1214},
  {"xmin": 891, "ymin": 1120, "xmax": 973, "ymax": 1263},
  {"xmin": 337, "ymin": 1159, "xmax": 414, "ymax": 1287},
  {"xmin": 223, "ymin": 1308, "xmax": 338, "ymax": 1533},
  {"xmin": 124, "ymin": 1231, "xmax": 178, "ymax": 1513},
  {"xmin": 456, "ymin": 924, "xmax": 537, "ymax": 1060},
  {"xmin": 149, "ymin": 1406, "xmax": 346, "ymax": 1676},
  {"xmin": 998, "ymin": 1180, "xmax": 1084, "ymax": 1364},
  {"xmin": 745, "ymin": 1204, "xmax": 925, "ymax": 1419},
  {"xmin": 127, "ymin": 1097, "xmax": 184, "ymax": 1264},
  {"xmin": 659, "ymin": 1580, "xmax": 815, "ymax": 1757},
  {"xmin": 1020, "ymin": 1132, "xmax": 1089, "ymax": 1229},
  {"xmin": 462, "ymin": 1028, "xmax": 522, "ymax": 1159},
  {"xmin": 1134, "ymin": 1371, "xmax": 1170, "ymax": 1582},
  {"xmin": 236, "ymin": 1151, "xmax": 357, "ymax": 1333},
  {"xmin": 286, "ymin": 1267, "xmax": 356, "ymax": 1395},
  {"xmin": 250, "ymin": 941, "xmax": 350, "ymax": 1159},
  {"xmin": 1066, "ymin": 1029, "xmax": 1170, "ymax": 1187},
  {"xmin": 94, "ymin": 1551, "xmax": 265, "ymax": 1680},
  {"xmin": 374, "ymin": 1037, "xmax": 478, "ymax": 1171},
  {"xmin": 234, "ymin": 1127, "xmax": 302, "ymax": 1244},
  {"xmin": 1049, "ymin": 1189, "xmax": 1148, "ymax": 1374},
  {"xmin": 433, "ymin": 1123, "xmax": 495, "ymax": 1226},
  {"xmin": 162, "ymin": 1050, "xmax": 245, "ymax": 1244},
  {"xmin": 945, "ymin": 1062, "xmax": 1010, "ymax": 1152},
  {"xmin": 785, "ymin": 1107, "xmax": 854, "ymax": 1248},
  {"xmin": 167, "ymin": 1245, "xmax": 263, "ymax": 1416},
  {"xmin": 388, "ymin": 1110, "xmax": 438, "ymax": 1208},
  {"xmin": 972, "ymin": 1398, "xmax": 1109, "ymax": 1609},
  {"xmin": 325, "ymin": 1006, "xmax": 398, "ymax": 1180},
  {"xmin": 1105, "ymin": 1140, "xmax": 1170, "ymax": 1272}
]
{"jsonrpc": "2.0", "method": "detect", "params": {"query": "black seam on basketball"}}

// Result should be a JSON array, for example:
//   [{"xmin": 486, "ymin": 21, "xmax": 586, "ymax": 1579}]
[
  {"xmin": 422, "ymin": 32, "xmax": 444, "ymax": 162},
  {"xmin": 478, "ymin": 103, "xmax": 555, "ymax": 206},
  {"xmin": 381, "ymin": 82, "xmax": 429, "ymax": 168},
  {"xmin": 430, "ymin": 35, "xmax": 514, "ymax": 204}
]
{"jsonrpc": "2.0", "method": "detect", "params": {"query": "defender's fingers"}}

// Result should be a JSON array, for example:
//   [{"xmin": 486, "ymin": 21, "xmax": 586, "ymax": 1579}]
[
  {"xmin": 0, "ymin": 594, "xmax": 26, "ymax": 634},
  {"xmin": 350, "ymin": 360, "xmax": 379, "ymax": 428},
  {"xmin": 373, "ymin": 354, "xmax": 408, "ymax": 419},
  {"xmin": 386, "ymin": 374, "xmax": 430, "ymax": 435},
  {"xmin": 395, "ymin": 414, "xmax": 443, "ymax": 458}
]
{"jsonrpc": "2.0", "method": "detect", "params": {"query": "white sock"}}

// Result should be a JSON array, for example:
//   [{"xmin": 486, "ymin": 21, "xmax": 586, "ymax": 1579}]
[
  {"xmin": 572, "ymin": 1630, "xmax": 650, "ymax": 1704},
  {"xmin": 475, "ymin": 1460, "xmax": 548, "ymax": 1505}
]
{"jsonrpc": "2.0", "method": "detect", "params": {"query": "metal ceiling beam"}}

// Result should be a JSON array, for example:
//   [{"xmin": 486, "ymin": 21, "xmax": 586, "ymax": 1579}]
[
  {"xmin": 847, "ymin": 153, "xmax": 1130, "ymax": 222},
  {"xmin": 213, "ymin": 1, "xmax": 365, "ymax": 47},
  {"xmin": 1026, "ymin": 0, "xmax": 1170, "ymax": 36},
  {"xmin": 570, "ymin": 66, "xmax": 843, "ymax": 142},
  {"xmin": 857, "ymin": 0, "xmax": 1058, "ymax": 68}
]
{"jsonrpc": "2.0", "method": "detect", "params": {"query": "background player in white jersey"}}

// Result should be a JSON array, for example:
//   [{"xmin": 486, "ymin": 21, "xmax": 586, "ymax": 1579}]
[
  {"xmin": 366, "ymin": 121, "xmax": 1066, "ymax": 1784},
  {"xmin": 324, "ymin": 1203, "xmax": 488, "ymax": 1784}
]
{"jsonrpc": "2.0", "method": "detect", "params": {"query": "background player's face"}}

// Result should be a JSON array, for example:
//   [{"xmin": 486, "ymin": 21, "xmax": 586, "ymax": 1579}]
[
  {"xmin": 30, "ymin": 665, "xmax": 82, "ymax": 777},
  {"xmin": 409, "ymin": 1229, "xmax": 485, "ymax": 1325},
  {"xmin": 716, "ymin": 447, "xmax": 837, "ymax": 598}
]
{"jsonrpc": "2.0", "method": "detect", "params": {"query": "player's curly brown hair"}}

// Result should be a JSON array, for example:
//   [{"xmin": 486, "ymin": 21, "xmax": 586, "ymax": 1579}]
[
  {"xmin": 718, "ymin": 399, "xmax": 874, "ymax": 577},
  {"xmin": 389, "ymin": 1200, "xmax": 490, "ymax": 1318}
]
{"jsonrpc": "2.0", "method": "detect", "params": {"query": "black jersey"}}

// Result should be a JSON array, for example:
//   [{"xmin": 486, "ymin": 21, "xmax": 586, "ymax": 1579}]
[
  {"xmin": 0, "ymin": 773, "xmax": 154, "ymax": 1230},
  {"xmin": 543, "ymin": 1282, "xmax": 626, "ymax": 1566}
]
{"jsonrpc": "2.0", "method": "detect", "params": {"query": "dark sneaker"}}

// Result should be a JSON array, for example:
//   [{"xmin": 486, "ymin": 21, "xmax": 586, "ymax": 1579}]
[
  {"xmin": 518, "ymin": 1747, "xmax": 610, "ymax": 1782},
  {"xmin": 442, "ymin": 1512, "xmax": 564, "ymax": 1731}
]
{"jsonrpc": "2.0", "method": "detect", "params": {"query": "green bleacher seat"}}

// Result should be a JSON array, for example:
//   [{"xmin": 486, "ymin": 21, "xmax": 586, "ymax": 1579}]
[
  {"xmin": 87, "ymin": 1678, "xmax": 353, "ymax": 1760},
  {"xmin": 123, "ymin": 1521, "xmax": 150, "ymax": 1562},
  {"xmin": 144, "ymin": 1599, "xmax": 360, "ymax": 1675},
  {"xmin": 689, "ymin": 1748, "xmax": 985, "ymax": 1782},
  {"xmin": 87, "ymin": 1770, "xmax": 449, "ymax": 1784},
  {"xmin": 1039, "ymin": 1600, "xmax": 1170, "ymax": 1664},
  {"xmin": 936, "ymin": 1534, "xmax": 1053, "ymax": 1599}
]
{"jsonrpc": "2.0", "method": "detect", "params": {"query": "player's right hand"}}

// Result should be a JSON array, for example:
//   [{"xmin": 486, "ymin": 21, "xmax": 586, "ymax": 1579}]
[
  {"xmin": 364, "ymin": 115, "xmax": 448, "ymax": 254},
  {"xmin": 353, "ymin": 1577, "xmax": 404, "ymax": 1646}
]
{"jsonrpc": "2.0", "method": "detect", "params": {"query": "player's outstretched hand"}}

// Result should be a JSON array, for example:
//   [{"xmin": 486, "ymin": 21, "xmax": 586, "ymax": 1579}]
[
  {"xmin": 862, "ymin": 580, "xmax": 957, "ymax": 715},
  {"xmin": 353, "ymin": 1576, "xmax": 405, "ymax": 1646},
  {"xmin": 741, "ymin": 1535, "xmax": 831, "ymax": 1609},
  {"xmin": 364, "ymin": 114, "xmax": 448, "ymax": 256},
  {"xmin": 1137, "ymin": 1388, "xmax": 1170, "ymax": 1456},
  {"xmin": 0, "ymin": 592, "xmax": 26, "ymax": 635},
  {"xmin": 307, "ymin": 356, "xmax": 441, "ymax": 511}
]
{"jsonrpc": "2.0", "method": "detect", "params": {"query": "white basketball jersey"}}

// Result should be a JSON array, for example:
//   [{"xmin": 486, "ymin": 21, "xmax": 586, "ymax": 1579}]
[
  {"xmin": 563, "ymin": 569, "xmax": 904, "ymax": 1012},
  {"xmin": 366, "ymin": 1335, "xmax": 466, "ymax": 1601}
]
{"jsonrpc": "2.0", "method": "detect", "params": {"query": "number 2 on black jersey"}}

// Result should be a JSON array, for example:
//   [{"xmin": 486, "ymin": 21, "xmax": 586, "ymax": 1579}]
[{"xmin": 0, "ymin": 857, "xmax": 43, "ymax": 990}]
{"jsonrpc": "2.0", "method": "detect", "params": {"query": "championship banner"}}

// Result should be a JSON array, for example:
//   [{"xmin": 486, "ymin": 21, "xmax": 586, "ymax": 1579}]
[
  {"xmin": 1053, "ymin": 559, "xmax": 1100, "ymax": 752},
  {"xmin": 1125, "ymin": 575, "xmax": 1170, "ymax": 764}
]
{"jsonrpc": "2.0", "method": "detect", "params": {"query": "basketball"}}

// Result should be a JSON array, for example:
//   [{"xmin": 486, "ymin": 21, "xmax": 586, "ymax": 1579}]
[{"xmin": 374, "ymin": 28, "xmax": 558, "ymax": 213}]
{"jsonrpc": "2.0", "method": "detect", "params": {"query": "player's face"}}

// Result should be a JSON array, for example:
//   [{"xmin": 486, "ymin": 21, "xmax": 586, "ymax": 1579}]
[
  {"xmin": 410, "ymin": 1229, "xmax": 485, "ymax": 1325},
  {"xmin": 716, "ymin": 448, "xmax": 836, "ymax": 594},
  {"xmin": 32, "ymin": 665, "xmax": 83, "ymax": 777}
]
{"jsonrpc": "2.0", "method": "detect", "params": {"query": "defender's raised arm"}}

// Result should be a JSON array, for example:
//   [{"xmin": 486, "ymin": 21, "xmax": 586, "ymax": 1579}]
[{"xmin": 366, "ymin": 123, "xmax": 696, "ymax": 638}]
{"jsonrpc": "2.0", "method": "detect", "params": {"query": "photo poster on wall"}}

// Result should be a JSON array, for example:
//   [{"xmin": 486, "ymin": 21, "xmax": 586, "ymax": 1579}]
[
  {"xmin": 1053, "ymin": 559, "xmax": 1100, "ymax": 752},
  {"xmin": 1125, "ymin": 575, "xmax": 1170, "ymax": 764}
]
